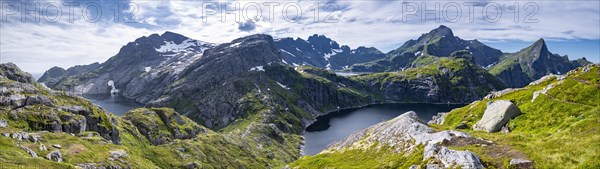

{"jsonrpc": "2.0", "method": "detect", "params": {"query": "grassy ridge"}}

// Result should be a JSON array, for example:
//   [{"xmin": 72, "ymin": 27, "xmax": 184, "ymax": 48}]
[{"xmin": 438, "ymin": 65, "xmax": 600, "ymax": 168}]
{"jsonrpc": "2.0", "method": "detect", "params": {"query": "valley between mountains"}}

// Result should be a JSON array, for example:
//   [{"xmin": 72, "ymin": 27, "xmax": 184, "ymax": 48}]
[{"xmin": 1, "ymin": 26, "xmax": 598, "ymax": 168}]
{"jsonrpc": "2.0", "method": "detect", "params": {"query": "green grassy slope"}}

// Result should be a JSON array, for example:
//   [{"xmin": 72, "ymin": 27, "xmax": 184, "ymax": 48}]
[{"xmin": 290, "ymin": 64, "xmax": 600, "ymax": 168}]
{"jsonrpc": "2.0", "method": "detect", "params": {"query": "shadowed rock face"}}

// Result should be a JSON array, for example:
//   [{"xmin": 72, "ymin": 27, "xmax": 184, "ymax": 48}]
[
  {"xmin": 473, "ymin": 100, "xmax": 522, "ymax": 132},
  {"xmin": 147, "ymin": 34, "xmax": 283, "ymax": 129}
]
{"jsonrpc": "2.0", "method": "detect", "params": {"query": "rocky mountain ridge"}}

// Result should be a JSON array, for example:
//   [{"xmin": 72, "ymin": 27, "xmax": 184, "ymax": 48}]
[
  {"xmin": 349, "ymin": 25, "xmax": 591, "ymax": 88},
  {"xmin": 275, "ymin": 34, "xmax": 385, "ymax": 70},
  {"xmin": 489, "ymin": 38, "xmax": 592, "ymax": 87},
  {"xmin": 351, "ymin": 25, "xmax": 504, "ymax": 72}
]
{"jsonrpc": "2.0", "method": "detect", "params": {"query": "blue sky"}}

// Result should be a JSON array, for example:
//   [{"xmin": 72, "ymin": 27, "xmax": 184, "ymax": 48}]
[{"xmin": 1, "ymin": 0, "xmax": 599, "ymax": 73}]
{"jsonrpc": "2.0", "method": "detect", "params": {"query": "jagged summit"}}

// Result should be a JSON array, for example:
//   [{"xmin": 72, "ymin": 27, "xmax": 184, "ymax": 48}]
[
  {"xmin": 531, "ymin": 38, "xmax": 547, "ymax": 49},
  {"xmin": 428, "ymin": 25, "xmax": 454, "ymax": 37},
  {"xmin": 274, "ymin": 34, "xmax": 385, "ymax": 69},
  {"xmin": 359, "ymin": 25, "xmax": 503, "ymax": 72},
  {"xmin": 159, "ymin": 31, "xmax": 191, "ymax": 44}
]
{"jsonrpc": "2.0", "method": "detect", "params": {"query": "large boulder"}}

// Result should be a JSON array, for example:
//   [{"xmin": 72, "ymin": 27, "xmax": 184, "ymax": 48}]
[
  {"xmin": 46, "ymin": 150, "xmax": 63, "ymax": 162},
  {"xmin": 473, "ymin": 100, "xmax": 522, "ymax": 132},
  {"xmin": 424, "ymin": 143, "xmax": 484, "ymax": 169}
]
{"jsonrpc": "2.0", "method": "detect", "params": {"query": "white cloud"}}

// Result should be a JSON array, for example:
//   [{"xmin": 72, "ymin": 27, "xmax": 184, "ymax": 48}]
[{"xmin": 1, "ymin": 0, "xmax": 599, "ymax": 73}]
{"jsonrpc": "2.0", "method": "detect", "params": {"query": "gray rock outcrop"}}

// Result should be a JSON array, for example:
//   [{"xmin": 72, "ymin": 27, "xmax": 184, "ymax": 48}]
[
  {"xmin": 109, "ymin": 150, "xmax": 128, "ymax": 159},
  {"xmin": 46, "ymin": 150, "xmax": 63, "ymax": 162},
  {"xmin": 326, "ymin": 111, "xmax": 471, "ymax": 152},
  {"xmin": 17, "ymin": 144, "xmax": 38, "ymax": 157},
  {"xmin": 0, "ymin": 120, "xmax": 7, "ymax": 128},
  {"xmin": 424, "ymin": 143, "xmax": 484, "ymax": 169},
  {"xmin": 428, "ymin": 112, "xmax": 447, "ymax": 125},
  {"xmin": 0, "ymin": 63, "xmax": 35, "ymax": 83},
  {"xmin": 510, "ymin": 159, "xmax": 534, "ymax": 169},
  {"xmin": 473, "ymin": 100, "xmax": 522, "ymax": 132},
  {"xmin": 324, "ymin": 111, "xmax": 484, "ymax": 169}
]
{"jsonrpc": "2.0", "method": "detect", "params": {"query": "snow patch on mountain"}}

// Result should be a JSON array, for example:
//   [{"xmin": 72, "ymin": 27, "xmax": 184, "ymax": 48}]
[
  {"xmin": 229, "ymin": 42, "xmax": 241, "ymax": 48},
  {"xmin": 280, "ymin": 49, "xmax": 296, "ymax": 57},
  {"xmin": 249, "ymin": 65, "xmax": 265, "ymax": 72},
  {"xmin": 156, "ymin": 39, "xmax": 213, "ymax": 53},
  {"xmin": 276, "ymin": 81, "xmax": 290, "ymax": 90},
  {"xmin": 324, "ymin": 49, "xmax": 342, "ymax": 60},
  {"xmin": 156, "ymin": 39, "xmax": 194, "ymax": 53}
]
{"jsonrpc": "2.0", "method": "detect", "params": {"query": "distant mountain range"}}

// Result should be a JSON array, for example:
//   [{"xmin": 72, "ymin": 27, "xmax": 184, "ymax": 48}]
[
  {"xmin": 37, "ymin": 27, "xmax": 511, "ymax": 128},
  {"xmin": 36, "ymin": 25, "xmax": 593, "ymax": 125},
  {"xmin": 348, "ymin": 25, "xmax": 591, "ymax": 87},
  {"xmin": 40, "ymin": 25, "xmax": 591, "ymax": 89}
]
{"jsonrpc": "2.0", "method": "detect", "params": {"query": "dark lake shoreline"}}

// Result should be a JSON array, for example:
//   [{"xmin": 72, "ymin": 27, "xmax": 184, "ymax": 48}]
[{"xmin": 302, "ymin": 103, "xmax": 465, "ymax": 156}]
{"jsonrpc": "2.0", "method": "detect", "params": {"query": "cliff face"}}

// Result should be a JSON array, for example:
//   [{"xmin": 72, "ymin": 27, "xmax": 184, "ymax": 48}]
[{"xmin": 351, "ymin": 57, "xmax": 505, "ymax": 104}]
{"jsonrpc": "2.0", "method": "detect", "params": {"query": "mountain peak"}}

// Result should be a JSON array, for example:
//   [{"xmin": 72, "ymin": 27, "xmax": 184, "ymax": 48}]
[
  {"xmin": 534, "ymin": 38, "xmax": 546, "ymax": 45},
  {"xmin": 307, "ymin": 34, "xmax": 333, "ymax": 42},
  {"xmin": 307, "ymin": 34, "xmax": 340, "ymax": 50},
  {"xmin": 429, "ymin": 25, "xmax": 454, "ymax": 37},
  {"xmin": 159, "ymin": 31, "xmax": 190, "ymax": 44},
  {"xmin": 529, "ymin": 38, "xmax": 548, "ymax": 54}
]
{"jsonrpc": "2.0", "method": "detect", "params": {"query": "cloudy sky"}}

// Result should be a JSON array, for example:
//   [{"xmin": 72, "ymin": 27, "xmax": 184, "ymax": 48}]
[{"xmin": 1, "ymin": 0, "xmax": 599, "ymax": 74}]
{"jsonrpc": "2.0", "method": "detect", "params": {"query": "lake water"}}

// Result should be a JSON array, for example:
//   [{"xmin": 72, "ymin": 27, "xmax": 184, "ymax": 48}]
[
  {"xmin": 302, "ymin": 103, "xmax": 465, "ymax": 156},
  {"xmin": 84, "ymin": 94, "xmax": 143, "ymax": 116}
]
